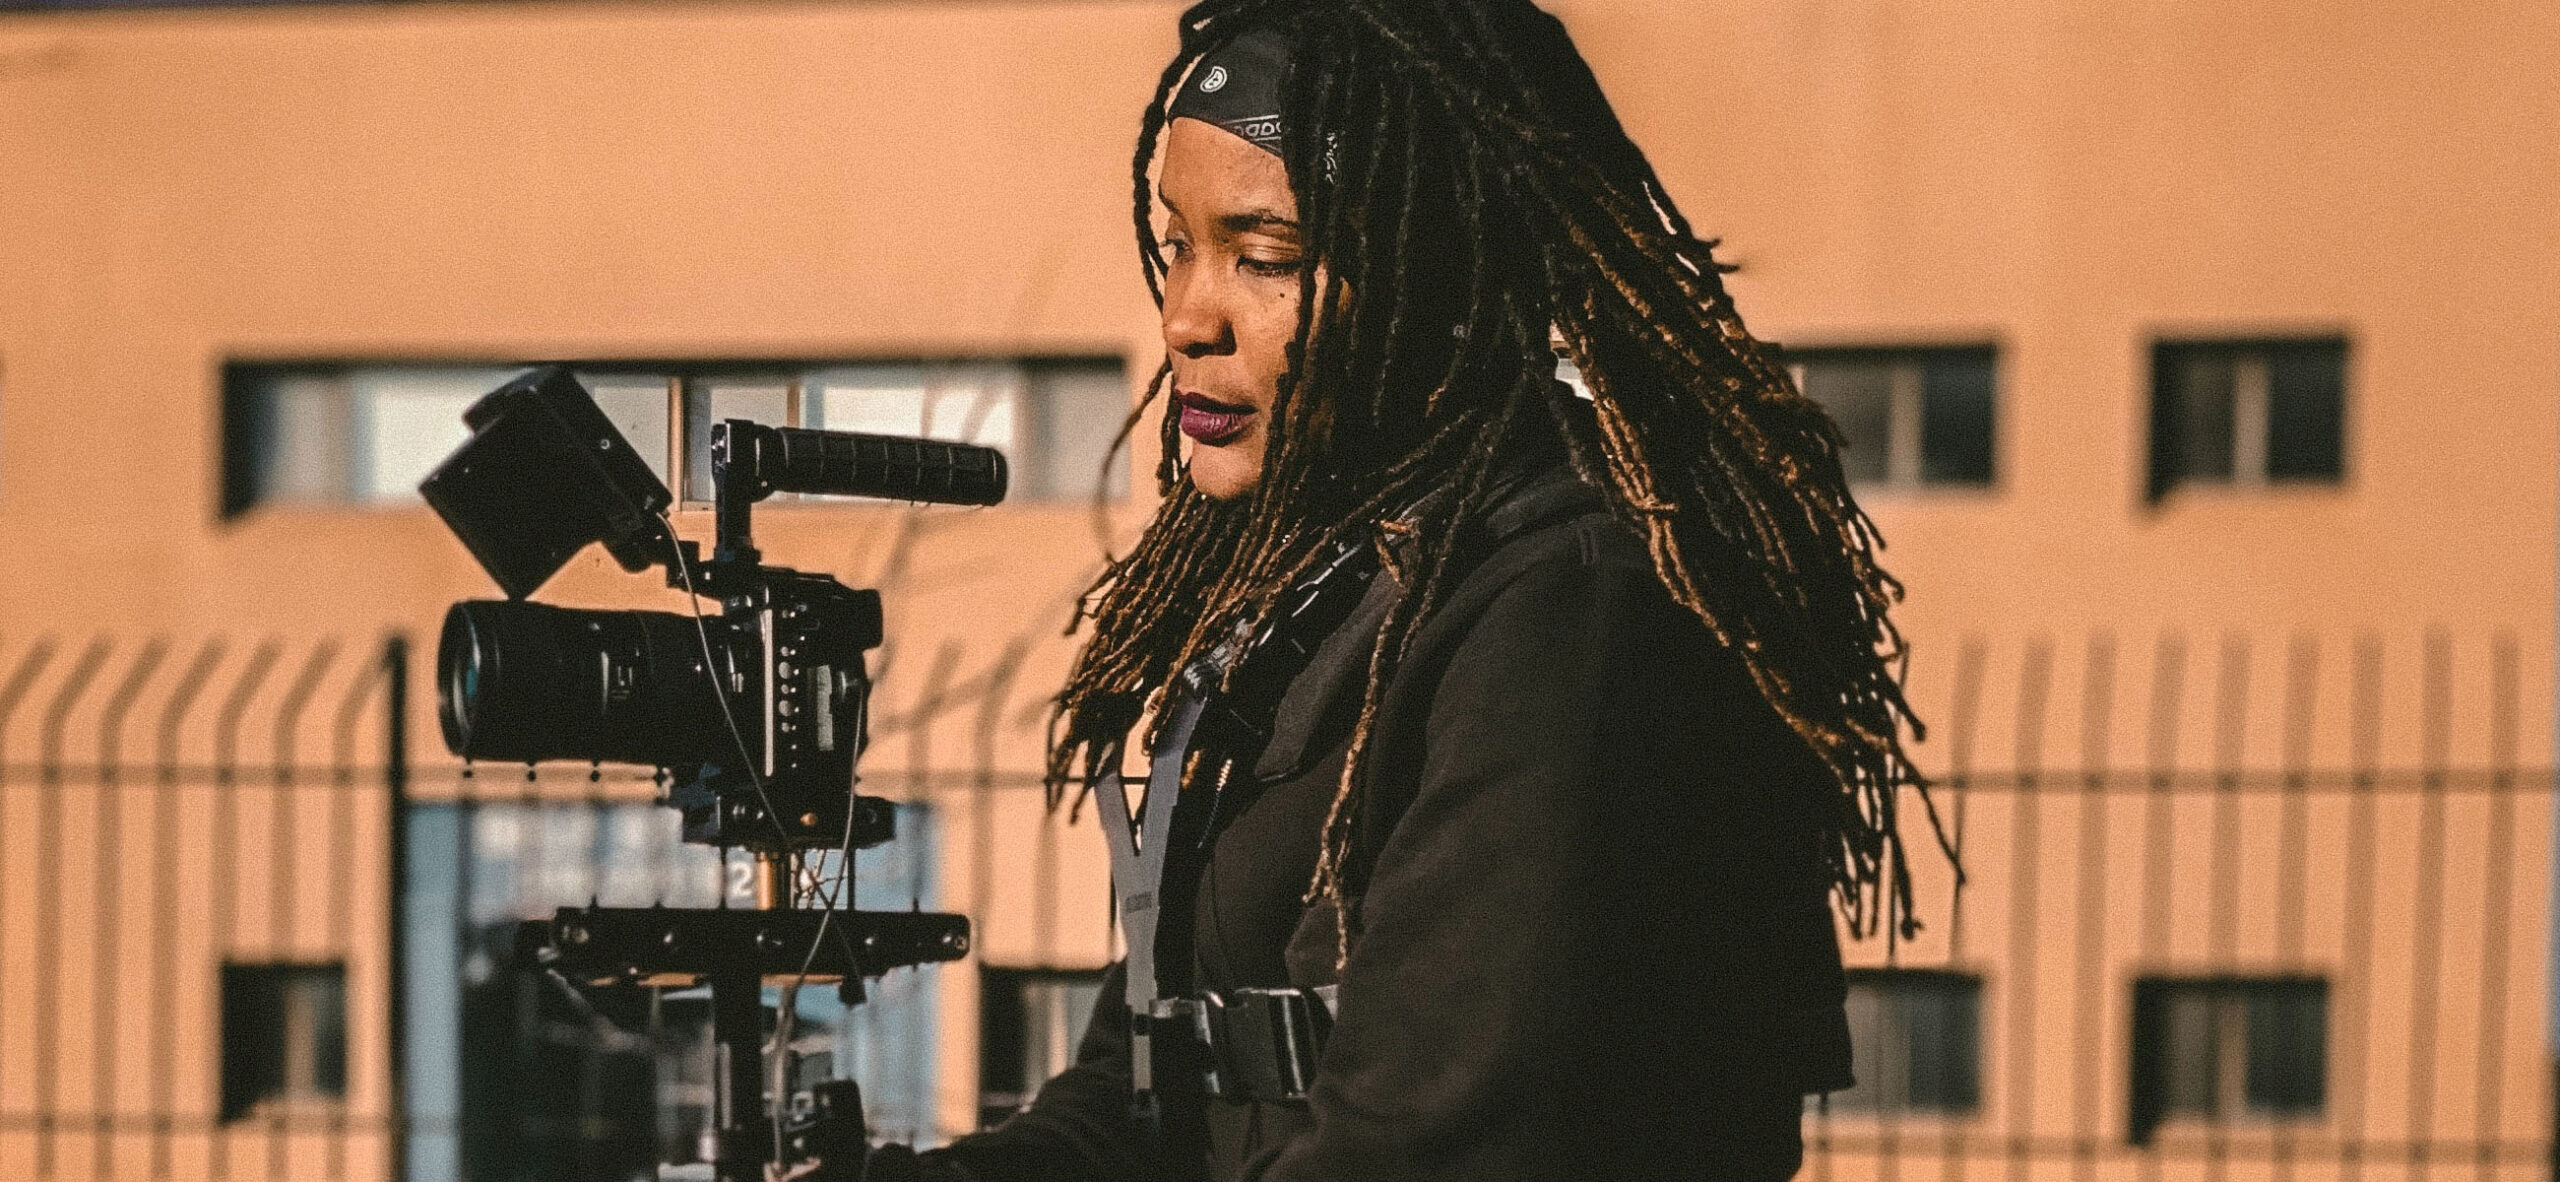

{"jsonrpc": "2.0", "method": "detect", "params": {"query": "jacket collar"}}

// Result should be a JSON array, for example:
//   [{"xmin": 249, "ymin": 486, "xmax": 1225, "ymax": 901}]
[{"xmin": 1249, "ymin": 462, "xmax": 1604, "ymax": 781}]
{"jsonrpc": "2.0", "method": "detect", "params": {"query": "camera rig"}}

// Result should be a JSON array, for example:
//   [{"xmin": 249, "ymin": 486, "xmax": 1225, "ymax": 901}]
[{"xmin": 420, "ymin": 366, "xmax": 1002, "ymax": 1181}]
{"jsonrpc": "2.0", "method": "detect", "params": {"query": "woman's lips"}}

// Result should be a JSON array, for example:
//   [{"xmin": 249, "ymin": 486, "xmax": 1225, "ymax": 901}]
[{"xmin": 1175, "ymin": 390, "xmax": 1256, "ymax": 446}]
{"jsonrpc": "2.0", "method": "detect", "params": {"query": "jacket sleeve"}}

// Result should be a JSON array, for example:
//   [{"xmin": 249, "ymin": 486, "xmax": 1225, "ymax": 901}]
[
  {"xmin": 925, "ymin": 961, "xmax": 1176, "ymax": 1182},
  {"xmin": 1247, "ymin": 525, "xmax": 1825, "ymax": 1182}
]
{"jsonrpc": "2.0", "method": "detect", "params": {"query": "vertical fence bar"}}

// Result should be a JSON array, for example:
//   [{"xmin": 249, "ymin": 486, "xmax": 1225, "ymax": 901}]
[
  {"xmin": 2129, "ymin": 631, "xmax": 2191, "ymax": 1156},
  {"xmin": 2002, "ymin": 638, "xmax": 2053, "ymax": 1182},
  {"xmin": 266, "ymin": 643, "xmax": 339, "ymax": 1181},
  {"xmin": 506, "ymin": 763, "xmax": 539, "ymax": 1172},
  {"xmin": 2406, "ymin": 631, "xmax": 2453, "ymax": 1180},
  {"xmin": 152, "ymin": 641, "xmax": 225, "ymax": 1178},
  {"xmin": 0, "ymin": 640, "xmax": 59, "ymax": 1158},
  {"xmin": 2071, "ymin": 632, "xmax": 2117, "ymax": 1176},
  {"xmin": 93, "ymin": 640, "xmax": 168, "ymax": 1179},
  {"xmin": 2134, "ymin": 633, "xmax": 2187, "ymax": 1167},
  {"xmin": 0, "ymin": 618, "xmax": 2543, "ymax": 1179},
  {"xmin": 2276, "ymin": 637, "xmax": 2319, "ymax": 968},
  {"xmin": 2338, "ymin": 635, "xmax": 2384, "ymax": 1182},
  {"xmin": 327, "ymin": 645, "xmax": 387, "ymax": 1182},
  {"xmin": 964, "ymin": 641, "xmax": 1029, "ymax": 1138},
  {"xmin": 35, "ymin": 640, "xmax": 112, "ymax": 1177},
  {"xmin": 2274, "ymin": 634, "xmax": 2319, "ymax": 1182},
  {"xmin": 209, "ymin": 640, "xmax": 285, "ymax": 1182},
  {"xmin": 2205, "ymin": 634, "xmax": 2251, "ymax": 1182},
  {"xmin": 2472, "ymin": 635, "xmax": 2516, "ymax": 1182},
  {"xmin": 1940, "ymin": 636, "xmax": 1985, "ymax": 1181},
  {"xmin": 2206, "ymin": 636, "xmax": 2250, "ymax": 969}
]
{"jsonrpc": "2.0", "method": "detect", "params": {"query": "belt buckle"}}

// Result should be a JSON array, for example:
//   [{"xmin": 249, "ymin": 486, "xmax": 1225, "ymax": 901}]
[
  {"xmin": 1141, "ymin": 998, "xmax": 1217, "ymax": 1098},
  {"xmin": 1202, "ymin": 987, "xmax": 1331, "ymax": 1103}
]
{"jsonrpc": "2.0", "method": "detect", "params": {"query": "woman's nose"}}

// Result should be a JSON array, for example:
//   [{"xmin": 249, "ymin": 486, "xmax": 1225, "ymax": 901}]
[{"xmin": 1162, "ymin": 277, "xmax": 1235, "ymax": 359}]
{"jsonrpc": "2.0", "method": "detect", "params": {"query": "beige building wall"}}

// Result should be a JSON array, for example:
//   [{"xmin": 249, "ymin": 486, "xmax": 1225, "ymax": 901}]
[{"xmin": 0, "ymin": 0, "xmax": 2550, "ymax": 1178}]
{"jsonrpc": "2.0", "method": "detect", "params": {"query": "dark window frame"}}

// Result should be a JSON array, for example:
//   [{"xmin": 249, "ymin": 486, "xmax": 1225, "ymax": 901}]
[
  {"xmin": 2129, "ymin": 974, "xmax": 2329, "ymax": 1143},
  {"xmin": 977, "ymin": 966, "xmax": 1109, "ymax": 1129},
  {"xmin": 2145, "ymin": 336, "xmax": 2349, "ymax": 501},
  {"xmin": 219, "ymin": 960, "xmax": 349, "ymax": 1123},
  {"xmin": 1782, "ymin": 344, "xmax": 2000, "ymax": 491},
  {"xmin": 1829, "ymin": 966, "xmax": 1984, "ymax": 1116},
  {"xmin": 218, "ymin": 356, "xmax": 1133, "ymax": 519}
]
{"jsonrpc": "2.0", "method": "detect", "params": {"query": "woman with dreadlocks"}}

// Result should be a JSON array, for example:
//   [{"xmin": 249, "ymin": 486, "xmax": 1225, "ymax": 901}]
[{"xmin": 866, "ymin": 2, "xmax": 1940, "ymax": 1180}]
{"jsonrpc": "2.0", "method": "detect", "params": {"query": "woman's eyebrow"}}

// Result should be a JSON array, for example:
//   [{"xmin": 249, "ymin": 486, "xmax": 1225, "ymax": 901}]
[
  {"xmin": 1154, "ymin": 189, "xmax": 1297, "ymax": 236},
  {"xmin": 1216, "ymin": 209, "xmax": 1299, "ymax": 236}
]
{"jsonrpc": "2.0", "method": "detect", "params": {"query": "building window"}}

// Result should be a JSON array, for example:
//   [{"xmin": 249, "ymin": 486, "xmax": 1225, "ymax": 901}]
[
  {"xmin": 400, "ymin": 799, "xmax": 944, "ymax": 1178},
  {"xmin": 1786, "ymin": 346, "xmax": 1996, "ymax": 489},
  {"xmin": 222, "ymin": 358, "xmax": 1131, "ymax": 516},
  {"xmin": 978, "ymin": 967, "xmax": 1107, "ymax": 1128},
  {"xmin": 2148, "ymin": 338, "xmax": 2346, "ymax": 498},
  {"xmin": 1827, "ymin": 968, "xmax": 1981, "ymax": 1115},
  {"xmin": 2130, "ymin": 976, "xmax": 2326, "ymax": 1142},
  {"xmin": 220, "ymin": 962, "xmax": 348, "ymax": 1121}
]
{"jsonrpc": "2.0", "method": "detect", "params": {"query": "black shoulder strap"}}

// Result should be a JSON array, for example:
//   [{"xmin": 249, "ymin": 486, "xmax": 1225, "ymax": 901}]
[{"xmin": 1091, "ymin": 537, "xmax": 1384, "ymax": 1128}]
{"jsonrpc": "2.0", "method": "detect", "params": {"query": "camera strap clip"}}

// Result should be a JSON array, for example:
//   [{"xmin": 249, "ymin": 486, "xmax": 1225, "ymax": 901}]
[{"xmin": 1096, "ymin": 692, "xmax": 1211, "ymax": 1105}]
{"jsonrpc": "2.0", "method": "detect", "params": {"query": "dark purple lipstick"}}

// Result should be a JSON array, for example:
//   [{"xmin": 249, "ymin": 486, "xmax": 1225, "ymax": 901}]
[{"xmin": 1175, "ymin": 390, "xmax": 1255, "ymax": 445}]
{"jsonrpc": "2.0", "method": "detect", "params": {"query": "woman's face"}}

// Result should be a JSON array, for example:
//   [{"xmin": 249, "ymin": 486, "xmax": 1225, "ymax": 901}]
[{"xmin": 1156, "ymin": 117, "xmax": 1307, "ymax": 501}]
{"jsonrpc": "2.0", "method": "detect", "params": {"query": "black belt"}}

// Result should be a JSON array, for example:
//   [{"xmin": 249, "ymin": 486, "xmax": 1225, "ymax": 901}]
[
  {"xmin": 1195, "ymin": 984, "xmax": 1339, "ymax": 1103},
  {"xmin": 1119, "ymin": 983, "xmax": 1338, "ymax": 1105}
]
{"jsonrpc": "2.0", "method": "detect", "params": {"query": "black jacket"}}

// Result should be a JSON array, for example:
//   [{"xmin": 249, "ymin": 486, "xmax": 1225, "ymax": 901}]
[{"xmin": 937, "ymin": 468, "xmax": 1854, "ymax": 1182}]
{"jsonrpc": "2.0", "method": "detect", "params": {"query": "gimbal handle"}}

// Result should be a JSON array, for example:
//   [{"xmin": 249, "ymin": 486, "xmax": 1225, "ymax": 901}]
[{"xmin": 710, "ymin": 420, "xmax": 1009, "ymax": 566}]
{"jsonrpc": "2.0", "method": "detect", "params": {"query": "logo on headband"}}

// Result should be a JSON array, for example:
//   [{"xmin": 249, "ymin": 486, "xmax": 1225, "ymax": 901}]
[{"xmin": 1201, "ymin": 65, "xmax": 1230, "ymax": 93}]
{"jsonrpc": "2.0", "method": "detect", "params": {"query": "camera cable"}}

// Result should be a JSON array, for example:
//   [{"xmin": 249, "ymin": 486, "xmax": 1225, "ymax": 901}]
[
  {"xmin": 663, "ymin": 521, "xmax": 816, "ymax": 1168},
  {"xmin": 665, "ymin": 516, "xmax": 882, "ymax": 1171}
]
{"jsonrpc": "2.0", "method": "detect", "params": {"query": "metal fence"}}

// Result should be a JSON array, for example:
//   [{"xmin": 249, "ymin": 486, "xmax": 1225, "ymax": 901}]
[
  {"xmin": 1809, "ymin": 631, "xmax": 2553, "ymax": 1182},
  {"xmin": 0, "ymin": 628, "xmax": 2548, "ymax": 1181},
  {"xmin": 0, "ymin": 636, "xmax": 405, "ymax": 1181}
]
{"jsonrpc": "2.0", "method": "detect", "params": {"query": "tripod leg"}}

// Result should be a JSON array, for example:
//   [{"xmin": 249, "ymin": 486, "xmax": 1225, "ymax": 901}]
[{"xmin": 711, "ymin": 969, "xmax": 770, "ymax": 1182}]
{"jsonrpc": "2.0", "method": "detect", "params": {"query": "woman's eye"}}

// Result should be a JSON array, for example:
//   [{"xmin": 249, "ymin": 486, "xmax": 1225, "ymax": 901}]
[
  {"xmin": 1158, "ymin": 238, "xmax": 1190, "ymax": 261},
  {"xmin": 1239, "ymin": 255, "xmax": 1301, "ymax": 278}
]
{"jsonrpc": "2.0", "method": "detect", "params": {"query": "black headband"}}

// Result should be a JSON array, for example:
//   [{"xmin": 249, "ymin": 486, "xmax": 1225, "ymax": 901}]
[{"xmin": 1166, "ymin": 26, "xmax": 1293, "ymax": 159}]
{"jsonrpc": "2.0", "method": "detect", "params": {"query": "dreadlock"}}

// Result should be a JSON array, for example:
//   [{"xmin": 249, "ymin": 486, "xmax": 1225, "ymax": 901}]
[{"xmin": 1050, "ymin": 0, "xmax": 1953, "ymax": 952}]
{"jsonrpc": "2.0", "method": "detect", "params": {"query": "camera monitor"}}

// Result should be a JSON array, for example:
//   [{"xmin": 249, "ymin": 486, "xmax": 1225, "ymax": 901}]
[{"xmin": 417, "ymin": 366, "xmax": 674, "ymax": 600}]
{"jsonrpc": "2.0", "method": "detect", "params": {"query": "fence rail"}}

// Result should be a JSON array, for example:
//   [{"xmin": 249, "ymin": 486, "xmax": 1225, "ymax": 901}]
[{"xmin": 0, "ymin": 628, "xmax": 2547, "ymax": 1181}]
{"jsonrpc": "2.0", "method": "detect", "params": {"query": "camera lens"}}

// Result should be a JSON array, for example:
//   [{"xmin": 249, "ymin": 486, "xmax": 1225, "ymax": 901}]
[{"xmin": 438, "ymin": 600, "xmax": 739, "ymax": 769}]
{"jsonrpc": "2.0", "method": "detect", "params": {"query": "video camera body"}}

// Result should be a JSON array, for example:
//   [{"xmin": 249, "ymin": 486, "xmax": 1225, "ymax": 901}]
[{"xmin": 419, "ymin": 366, "xmax": 1001, "ymax": 1182}]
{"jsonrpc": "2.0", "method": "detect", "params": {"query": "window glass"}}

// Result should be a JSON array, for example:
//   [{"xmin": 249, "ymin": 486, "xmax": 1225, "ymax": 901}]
[
  {"xmin": 2165, "ymin": 351, "xmax": 2238, "ymax": 483},
  {"xmin": 683, "ymin": 377, "xmax": 794, "ymax": 502},
  {"xmin": 810, "ymin": 365, "xmax": 932, "ymax": 439},
  {"xmin": 1827, "ymin": 969, "xmax": 1981, "ymax": 1114},
  {"xmin": 1793, "ymin": 346, "xmax": 1998, "ymax": 489},
  {"xmin": 264, "ymin": 374, "xmax": 354, "ymax": 502},
  {"xmin": 922, "ymin": 364, "xmax": 1023, "ymax": 453},
  {"xmin": 978, "ymin": 967, "xmax": 1108, "ymax": 1128},
  {"xmin": 2264, "ymin": 342, "xmax": 2346, "ymax": 480},
  {"xmin": 584, "ymin": 375, "xmax": 676, "ymax": 489},
  {"xmin": 225, "ymin": 358, "xmax": 1127, "ymax": 514},
  {"xmin": 1918, "ymin": 350, "xmax": 1996, "ymax": 485},
  {"xmin": 811, "ymin": 361, "xmax": 1125, "ymax": 503},
  {"xmin": 1796, "ymin": 357, "xmax": 1894, "ymax": 485},
  {"xmin": 2242, "ymin": 981, "xmax": 2327, "ymax": 1112},
  {"xmin": 220, "ymin": 962, "xmax": 348, "ymax": 1121},
  {"xmin": 1022, "ymin": 361, "xmax": 1135, "ymax": 502},
  {"xmin": 228, "ymin": 366, "xmax": 523, "ymax": 509},
  {"xmin": 352, "ymin": 369, "xmax": 510, "ymax": 502},
  {"xmin": 405, "ymin": 799, "xmax": 943, "ymax": 1173},
  {"xmin": 2131, "ymin": 976, "xmax": 2327, "ymax": 1141},
  {"xmin": 2149, "ymin": 339, "xmax": 2346, "ymax": 497}
]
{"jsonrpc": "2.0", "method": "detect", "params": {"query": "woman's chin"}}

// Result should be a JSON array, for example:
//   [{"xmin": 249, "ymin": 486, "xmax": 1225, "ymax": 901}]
[{"xmin": 1188, "ymin": 444, "xmax": 1263, "ymax": 501}]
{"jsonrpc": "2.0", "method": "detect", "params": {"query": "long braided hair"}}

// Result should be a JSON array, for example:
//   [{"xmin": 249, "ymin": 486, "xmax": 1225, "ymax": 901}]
[{"xmin": 1051, "ymin": 0, "xmax": 1949, "ymax": 947}]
